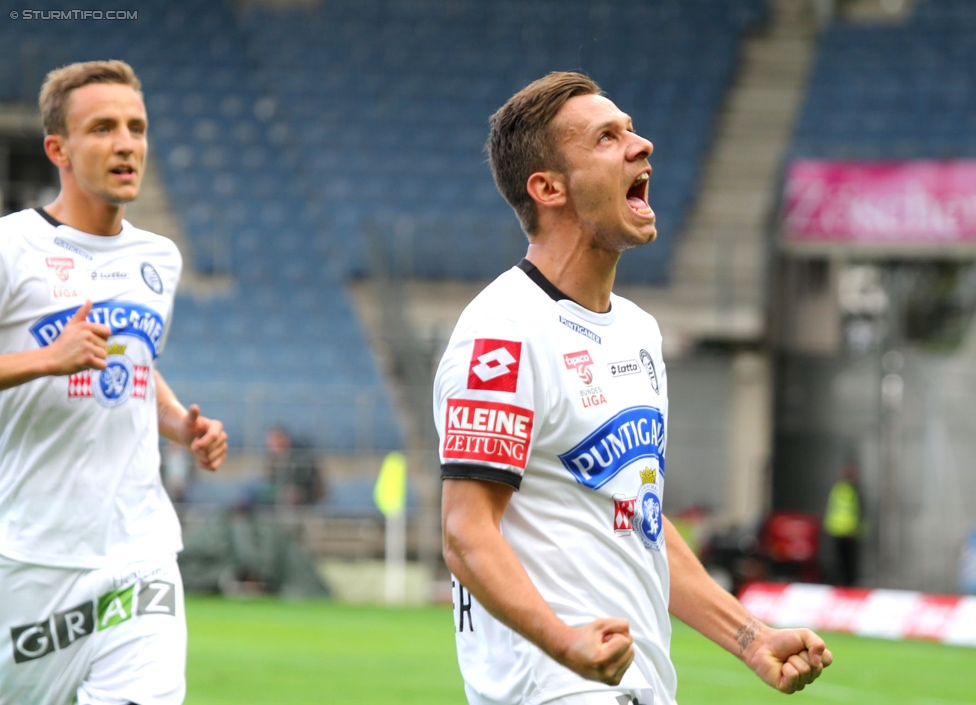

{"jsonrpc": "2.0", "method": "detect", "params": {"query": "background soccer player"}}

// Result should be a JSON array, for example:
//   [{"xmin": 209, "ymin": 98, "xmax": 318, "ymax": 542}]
[
  {"xmin": 0, "ymin": 60, "xmax": 226, "ymax": 705},
  {"xmin": 435, "ymin": 72, "xmax": 832, "ymax": 705}
]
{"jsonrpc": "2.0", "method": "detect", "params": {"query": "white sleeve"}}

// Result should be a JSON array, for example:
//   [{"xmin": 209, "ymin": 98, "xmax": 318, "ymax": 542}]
[{"xmin": 433, "ymin": 315, "xmax": 540, "ymax": 490}]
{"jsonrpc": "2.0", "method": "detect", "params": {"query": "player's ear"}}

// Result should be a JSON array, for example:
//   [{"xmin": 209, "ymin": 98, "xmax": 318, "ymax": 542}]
[
  {"xmin": 44, "ymin": 134, "xmax": 70, "ymax": 169},
  {"xmin": 526, "ymin": 170, "xmax": 567, "ymax": 209}
]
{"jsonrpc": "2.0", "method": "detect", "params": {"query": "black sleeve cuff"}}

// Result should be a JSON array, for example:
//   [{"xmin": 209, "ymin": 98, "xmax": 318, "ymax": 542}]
[{"xmin": 441, "ymin": 463, "xmax": 522, "ymax": 490}]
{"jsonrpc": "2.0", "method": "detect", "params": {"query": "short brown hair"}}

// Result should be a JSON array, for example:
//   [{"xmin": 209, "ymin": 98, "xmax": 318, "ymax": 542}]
[
  {"xmin": 39, "ymin": 60, "xmax": 142, "ymax": 136},
  {"xmin": 487, "ymin": 72, "xmax": 602, "ymax": 235}
]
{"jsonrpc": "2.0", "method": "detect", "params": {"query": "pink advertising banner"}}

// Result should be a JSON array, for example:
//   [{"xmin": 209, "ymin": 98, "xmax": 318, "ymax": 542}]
[{"xmin": 783, "ymin": 159, "xmax": 976, "ymax": 245}]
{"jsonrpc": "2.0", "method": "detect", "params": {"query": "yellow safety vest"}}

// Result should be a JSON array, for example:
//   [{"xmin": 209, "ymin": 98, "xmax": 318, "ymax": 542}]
[{"xmin": 824, "ymin": 480, "xmax": 861, "ymax": 538}]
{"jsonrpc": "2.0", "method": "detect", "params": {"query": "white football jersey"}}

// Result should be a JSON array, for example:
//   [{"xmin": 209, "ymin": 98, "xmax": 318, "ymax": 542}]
[
  {"xmin": 434, "ymin": 261, "xmax": 676, "ymax": 705},
  {"xmin": 0, "ymin": 208, "xmax": 183, "ymax": 569}
]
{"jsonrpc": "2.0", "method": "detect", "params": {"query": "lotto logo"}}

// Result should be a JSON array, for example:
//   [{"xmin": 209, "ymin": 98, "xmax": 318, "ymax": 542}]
[
  {"xmin": 467, "ymin": 339, "xmax": 521, "ymax": 392},
  {"xmin": 443, "ymin": 398, "xmax": 533, "ymax": 469}
]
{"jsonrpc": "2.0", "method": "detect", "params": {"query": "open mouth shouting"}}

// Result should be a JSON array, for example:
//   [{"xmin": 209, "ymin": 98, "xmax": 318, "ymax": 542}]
[
  {"xmin": 110, "ymin": 163, "xmax": 137, "ymax": 181},
  {"xmin": 627, "ymin": 171, "xmax": 654, "ymax": 219}
]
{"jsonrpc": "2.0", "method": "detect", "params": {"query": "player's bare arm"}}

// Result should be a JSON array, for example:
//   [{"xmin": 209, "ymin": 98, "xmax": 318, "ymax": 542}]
[
  {"xmin": 155, "ymin": 370, "xmax": 227, "ymax": 471},
  {"xmin": 663, "ymin": 516, "xmax": 833, "ymax": 693},
  {"xmin": 442, "ymin": 478, "xmax": 635, "ymax": 685},
  {"xmin": 0, "ymin": 299, "xmax": 110, "ymax": 391}
]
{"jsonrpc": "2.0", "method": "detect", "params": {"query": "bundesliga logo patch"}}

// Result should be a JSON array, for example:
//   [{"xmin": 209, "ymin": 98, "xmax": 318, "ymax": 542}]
[
  {"xmin": 467, "ymin": 339, "xmax": 521, "ymax": 392},
  {"xmin": 45, "ymin": 257, "xmax": 74, "ymax": 282},
  {"xmin": 563, "ymin": 350, "xmax": 594, "ymax": 385}
]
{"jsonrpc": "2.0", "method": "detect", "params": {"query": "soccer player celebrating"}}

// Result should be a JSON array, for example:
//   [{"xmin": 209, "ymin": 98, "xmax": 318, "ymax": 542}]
[
  {"xmin": 0, "ymin": 60, "xmax": 226, "ymax": 704},
  {"xmin": 435, "ymin": 72, "xmax": 832, "ymax": 705}
]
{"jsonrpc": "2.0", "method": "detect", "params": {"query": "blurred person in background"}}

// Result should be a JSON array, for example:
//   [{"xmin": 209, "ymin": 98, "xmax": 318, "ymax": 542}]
[
  {"xmin": 436, "ymin": 71, "xmax": 832, "ymax": 705},
  {"xmin": 261, "ymin": 425, "xmax": 326, "ymax": 506},
  {"xmin": 0, "ymin": 60, "xmax": 226, "ymax": 705},
  {"xmin": 823, "ymin": 458, "xmax": 864, "ymax": 587}
]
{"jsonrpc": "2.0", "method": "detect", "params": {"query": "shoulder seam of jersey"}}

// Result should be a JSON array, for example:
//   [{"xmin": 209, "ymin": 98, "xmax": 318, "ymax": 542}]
[{"xmin": 441, "ymin": 463, "xmax": 522, "ymax": 490}]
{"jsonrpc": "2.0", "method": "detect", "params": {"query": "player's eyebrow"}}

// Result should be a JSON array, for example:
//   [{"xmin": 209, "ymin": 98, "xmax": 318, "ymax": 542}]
[
  {"xmin": 85, "ymin": 115, "xmax": 118, "ymax": 129},
  {"xmin": 592, "ymin": 116, "xmax": 635, "ymax": 136}
]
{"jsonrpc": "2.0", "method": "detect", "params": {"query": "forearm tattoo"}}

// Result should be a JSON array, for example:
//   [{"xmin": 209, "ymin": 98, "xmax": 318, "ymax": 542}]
[{"xmin": 735, "ymin": 617, "xmax": 764, "ymax": 654}]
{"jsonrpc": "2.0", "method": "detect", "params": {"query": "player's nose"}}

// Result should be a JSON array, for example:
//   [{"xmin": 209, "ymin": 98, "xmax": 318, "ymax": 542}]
[{"xmin": 629, "ymin": 132, "xmax": 653, "ymax": 161}]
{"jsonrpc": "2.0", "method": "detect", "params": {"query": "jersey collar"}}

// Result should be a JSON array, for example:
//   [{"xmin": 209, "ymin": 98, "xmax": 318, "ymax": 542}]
[{"xmin": 516, "ymin": 258, "xmax": 612, "ymax": 313}]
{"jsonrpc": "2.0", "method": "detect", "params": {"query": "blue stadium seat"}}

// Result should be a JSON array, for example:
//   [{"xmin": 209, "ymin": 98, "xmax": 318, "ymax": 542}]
[{"xmin": 792, "ymin": 0, "xmax": 976, "ymax": 160}]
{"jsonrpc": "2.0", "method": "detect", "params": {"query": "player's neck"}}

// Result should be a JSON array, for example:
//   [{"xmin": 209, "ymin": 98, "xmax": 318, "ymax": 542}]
[
  {"xmin": 45, "ymin": 189, "xmax": 125, "ymax": 237},
  {"xmin": 525, "ymin": 238, "xmax": 617, "ymax": 313}
]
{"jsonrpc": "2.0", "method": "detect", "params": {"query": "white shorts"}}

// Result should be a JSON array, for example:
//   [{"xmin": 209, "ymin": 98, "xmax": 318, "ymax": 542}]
[{"xmin": 0, "ymin": 553, "xmax": 186, "ymax": 705}]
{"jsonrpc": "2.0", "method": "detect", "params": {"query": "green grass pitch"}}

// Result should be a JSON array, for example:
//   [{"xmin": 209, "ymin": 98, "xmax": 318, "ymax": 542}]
[{"xmin": 185, "ymin": 596, "xmax": 976, "ymax": 704}]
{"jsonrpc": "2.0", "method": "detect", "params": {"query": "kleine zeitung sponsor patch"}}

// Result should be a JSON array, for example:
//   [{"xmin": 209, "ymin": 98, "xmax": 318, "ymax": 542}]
[{"xmin": 443, "ymin": 398, "xmax": 534, "ymax": 469}]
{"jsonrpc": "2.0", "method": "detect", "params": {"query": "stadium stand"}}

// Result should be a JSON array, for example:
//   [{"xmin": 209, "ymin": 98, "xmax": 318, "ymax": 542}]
[
  {"xmin": 0, "ymin": 0, "xmax": 765, "ymax": 451},
  {"xmin": 237, "ymin": 0, "xmax": 767, "ymax": 284},
  {"xmin": 792, "ymin": 0, "xmax": 976, "ymax": 160}
]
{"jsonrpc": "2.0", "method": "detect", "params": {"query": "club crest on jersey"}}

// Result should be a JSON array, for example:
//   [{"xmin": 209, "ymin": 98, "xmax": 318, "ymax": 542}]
[
  {"xmin": 558, "ymin": 405, "xmax": 665, "ymax": 489},
  {"xmin": 45, "ymin": 257, "xmax": 74, "ymax": 282},
  {"xmin": 639, "ymin": 349, "xmax": 660, "ymax": 394},
  {"xmin": 635, "ymin": 482, "xmax": 664, "ymax": 550},
  {"xmin": 68, "ymin": 343, "xmax": 149, "ymax": 409},
  {"xmin": 467, "ymin": 339, "xmax": 521, "ymax": 393},
  {"xmin": 141, "ymin": 262, "xmax": 163, "ymax": 294},
  {"xmin": 443, "ymin": 398, "xmax": 534, "ymax": 469},
  {"xmin": 68, "ymin": 343, "xmax": 149, "ymax": 406}
]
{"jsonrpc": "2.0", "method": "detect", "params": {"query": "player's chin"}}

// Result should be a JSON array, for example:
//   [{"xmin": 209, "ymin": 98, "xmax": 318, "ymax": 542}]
[
  {"xmin": 629, "ymin": 223, "xmax": 657, "ymax": 247},
  {"xmin": 625, "ymin": 213, "xmax": 656, "ymax": 242},
  {"xmin": 106, "ymin": 186, "xmax": 140, "ymax": 204}
]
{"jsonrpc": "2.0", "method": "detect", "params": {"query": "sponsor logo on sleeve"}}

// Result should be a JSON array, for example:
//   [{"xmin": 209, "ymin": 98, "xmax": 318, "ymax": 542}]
[
  {"xmin": 467, "ymin": 339, "xmax": 522, "ymax": 392},
  {"xmin": 443, "ymin": 398, "xmax": 533, "ymax": 469},
  {"xmin": 558, "ymin": 405, "xmax": 665, "ymax": 489}
]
